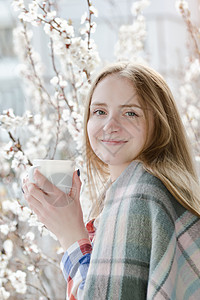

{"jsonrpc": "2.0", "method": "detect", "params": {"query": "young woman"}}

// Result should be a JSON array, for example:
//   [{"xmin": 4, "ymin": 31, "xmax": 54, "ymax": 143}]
[{"xmin": 23, "ymin": 62, "xmax": 200, "ymax": 300}]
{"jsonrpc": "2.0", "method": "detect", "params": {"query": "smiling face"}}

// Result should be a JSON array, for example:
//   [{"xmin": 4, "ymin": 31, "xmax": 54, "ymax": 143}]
[{"xmin": 87, "ymin": 74, "xmax": 154, "ymax": 180}]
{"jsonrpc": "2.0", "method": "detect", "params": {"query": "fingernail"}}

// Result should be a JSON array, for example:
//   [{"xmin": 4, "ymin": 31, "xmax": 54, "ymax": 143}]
[{"xmin": 77, "ymin": 169, "xmax": 80, "ymax": 177}]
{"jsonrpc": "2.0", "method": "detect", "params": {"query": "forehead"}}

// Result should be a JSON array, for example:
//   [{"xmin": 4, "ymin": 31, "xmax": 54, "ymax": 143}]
[{"xmin": 91, "ymin": 75, "xmax": 139, "ymax": 106}]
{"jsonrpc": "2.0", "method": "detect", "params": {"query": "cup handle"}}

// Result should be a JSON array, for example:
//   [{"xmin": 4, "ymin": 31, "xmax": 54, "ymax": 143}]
[{"xmin": 28, "ymin": 165, "xmax": 40, "ymax": 183}]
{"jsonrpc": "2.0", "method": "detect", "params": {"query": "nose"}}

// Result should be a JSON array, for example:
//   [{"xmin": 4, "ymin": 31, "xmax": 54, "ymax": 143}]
[{"xmin": 102, "ymin": 117, "xmax": 121, "ymax": 134}]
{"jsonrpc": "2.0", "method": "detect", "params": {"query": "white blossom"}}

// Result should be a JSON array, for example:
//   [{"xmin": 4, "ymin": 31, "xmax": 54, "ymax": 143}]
[
  {"xmin": 11, "ymin": 151, "xmax": 28, "ymax": 172},
  {"xmin": 46, "ymin": 10, "xmax": 57, "ymax": 20},
  {"xmin": 60, "ymin": 79, "xmax": 68, "ymax": 88},
  {"xmin": 25, "ymin": 243, "xmax": 39, "ymax": 254},
  {"xmin": 12, "ymin": 0, "xmax": 25, "ymax": 12},
  {"xmin": 43, "ymin": 23, "xmax": 51, "ymax": 35},
  {"xmin": 131, "ymin": 0, "xmax": 150, "ymax": 16},
  {"xmin": 50, "ymin": 76, "xmax": 59, "ymax": 86},
  {"xmin": 50, "ymin": 75, "xmax": 68, "ymax": 88},
  {"xmin": 0, "ymin": 220, "xmax": 17, "ymax": 235},
  {"xmin": 0, "ymin": 109, "xmax": 32, "ymax": 131},
  {"xmin": 185, "ymin": 59, "xmax": 200, "ymax": 82},
  {"xmin": 187, "ymin": 104, "xmax": 200, "ymax": 120},
  {"xmin": 81, "ymin": 12, "xmax": 87, "ymax": 24},
  {"xmin": 2, "ymin": 200, "xmax": 32, "ymax": 222},
  {"xmin": 54, "ymin": 18, "xmax": 74, "ymax": 37},
  {"xmin": 25, "ymin": 231, "xmax": 35, "ymax": 241},
  {"xmin": 2, "ymin": 199, "xmax": 19, "ymax": 213},
  {"xmin": 62, "ymin": 109, "xmax": 70, "ymax": 121},
  {"xmin": 27, "ymin": 213, "xmax": 40, "ymax": 227},
  {"xmin": 9, "ymin": 270, "xmax": 27, "ymax": 294},
  {"xmin": 0, "ymin": 224, "xmax": 10, "ymax": 235},
  {"xmin": 28, "ymin": 2, "xmax": 39, "ymax": 18},
  {"xmin": 0, "ymin": 287, "xmax": 10, "ymax": 300},
  {"xmin": 2, "ymin": 142, "xmax": 14, "ymax": 160},
  {"xmin": 3, "ymin": 240, "xmax": 13, "ymax": 259},
  {"xmin": 80, "ymin": 21, "xmax": 97, "ymax": 35},
  {"xmin": 115, "ymin": 0, "xmax": 149, "ymax": 62},
  {"xmin": 175, "ymin": 0, "xmax": 189, "ymax": 13},
  {"xmin": 27, "ymin": 265, "xmax": 34, "ymax": 272},
  {"xmin": 18, "ymin": 206, "xmax": 32, "ymax": 222},
  {"xmin": 90, "ymin": 6, "xmax": 98, "ymax": 17}
]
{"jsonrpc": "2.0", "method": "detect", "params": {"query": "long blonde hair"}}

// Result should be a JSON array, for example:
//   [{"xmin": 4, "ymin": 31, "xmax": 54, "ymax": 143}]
[{"xmin": 84, "ymin": 61, "xmax": 200, "ymax": 218}]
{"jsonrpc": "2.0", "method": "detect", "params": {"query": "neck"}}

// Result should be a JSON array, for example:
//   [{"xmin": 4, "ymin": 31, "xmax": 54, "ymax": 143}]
[{"xmin": 109, "ymin": 162, "xmax": 131, "ymax": 182}]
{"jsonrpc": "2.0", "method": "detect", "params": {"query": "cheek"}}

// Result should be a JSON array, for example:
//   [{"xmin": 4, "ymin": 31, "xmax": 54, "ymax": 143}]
[
  {"xmin": 87, "ymin": 120, "xmax": 101, "ymax": 158},
  {"xmin": 87, "ymin": 119, "xmax": 97, "ymax": 147},
  {"xmin": 87, "ymin": 120, "xmax": 92, "ymax": 141},
  {"xmin": 87, "ymin": 118, "xmax": 102, "ymax": 140}
]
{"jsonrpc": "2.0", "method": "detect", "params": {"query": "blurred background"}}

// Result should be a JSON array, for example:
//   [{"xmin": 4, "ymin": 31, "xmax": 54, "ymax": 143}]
[{"xmin": 0, "ymin": 0, "xmax": 199, "ymax": 117}]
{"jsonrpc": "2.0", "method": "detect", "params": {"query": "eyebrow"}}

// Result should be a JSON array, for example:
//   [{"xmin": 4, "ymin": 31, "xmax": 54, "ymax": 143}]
[{"xmin": 90, "ymin": 102, "xmax": 143, "ymax": 109}]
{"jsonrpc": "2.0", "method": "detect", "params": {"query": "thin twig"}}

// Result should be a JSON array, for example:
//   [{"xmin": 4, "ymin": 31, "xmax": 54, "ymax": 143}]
[
  {"xmin": 49, "ymin": 38, "xmax": 62, "ymax": 159},
  {"xmin": 179, "ymin": 6, "xmax": 200, "ymax": 59},
  {"xmin": 49, "ymin": 38, "xmax": 72, "ymax": 112},
  {"xmin": 26, "ymin": 282, "xmax": 51, "ymax": 299},
  {"xmin": 22, "ymin": 21, "xmax": 56, "ymax": 109},
  {"xmin": 68, "ymin": 62, "xmax": 79, "ymax": 106},
  {"xmin": 37, "ymin": 272, "xmax": 50, "ymax": 299},
  {"xmin": 86, "ymin": 0, "xmax": 92, "ymax": 50},
  {"xmin": 8, "ymin": 131, "xmax": 32, "ymax": 166},
  {"xmin": 185, "ymin": 112, "xmax": 200, "ymax": 153}
]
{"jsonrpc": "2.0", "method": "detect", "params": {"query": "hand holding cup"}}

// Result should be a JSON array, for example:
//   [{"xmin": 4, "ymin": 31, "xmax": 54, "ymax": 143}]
[{"xmin": 23, "ymin": 162, "xmax": 89, "ymax": 250}]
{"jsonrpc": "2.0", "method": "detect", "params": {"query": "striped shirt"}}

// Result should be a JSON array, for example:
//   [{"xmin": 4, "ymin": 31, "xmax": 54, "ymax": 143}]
[{"xmin": 60, "ymin": 220, "xmax": 96, "ymax": 300}]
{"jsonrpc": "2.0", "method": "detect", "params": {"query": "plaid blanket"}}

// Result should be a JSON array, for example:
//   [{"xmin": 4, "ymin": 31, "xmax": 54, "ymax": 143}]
[{"xmin": 82, "ymin": 161, "xmax": 200, "ymax": 299}]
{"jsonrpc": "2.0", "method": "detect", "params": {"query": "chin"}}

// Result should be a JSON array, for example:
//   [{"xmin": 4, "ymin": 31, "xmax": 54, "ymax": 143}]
[{"xmin": 97, "ymin": 154, "xmax": 131, "ymax": 166}]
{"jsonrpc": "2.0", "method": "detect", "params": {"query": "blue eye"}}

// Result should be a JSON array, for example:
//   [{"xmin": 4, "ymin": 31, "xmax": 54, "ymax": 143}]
[
  {"xmin": 94, "ymin": 110, "xmax": 106, "ymax": 115},
  {"xmin": 125, "ymin": 111, "xmax": 137, "ymax": 117}
]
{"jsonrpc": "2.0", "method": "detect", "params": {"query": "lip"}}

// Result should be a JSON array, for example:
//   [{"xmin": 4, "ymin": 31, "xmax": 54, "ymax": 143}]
[{"xmin": 101, "ymin": 140, "xmax": 128, "ymax": 145}]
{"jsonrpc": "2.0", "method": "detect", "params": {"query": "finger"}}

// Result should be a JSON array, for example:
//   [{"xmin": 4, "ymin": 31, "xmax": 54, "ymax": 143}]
[
  {"xmin": 23, "ymin": 177, "xmax": 31, "ymax": 191},
  {"xmin": 26, "ymin": 193, "xmax": 44, "ymax": 212},
  {"xmin": 26, "ymin": 182, "xmax": 49, "ymax": 204},
  {"xmin": 34, "ymin": 169, "xmax": 60, "ymax": 194},
  {"xmin": 69, "ymin": 170, "xmax": 82, "ymax": 202},
  {"xmin": 29, "ymin": 172, "xmax": 68, "ymax": 207}
]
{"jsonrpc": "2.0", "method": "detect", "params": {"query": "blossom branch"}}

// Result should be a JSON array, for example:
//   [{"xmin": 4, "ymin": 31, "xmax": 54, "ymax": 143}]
[
  {"xmin": 13, "ymin": 228, "xmax": 60, "ymax": 270},
  {"xmin": 8, "ymin": 131, "xmax": 32, "ymax": 166},
  {"xmin": 178, "ymin": 3, "xmax": 200, "ymax": 59},
  {"xmin": 36, "ymin": 272, "xmax": 50, "ymax": 300},
  {"xmin": 49, "ymin": 38, "xmax": 62, "ymax": 159},
  {"xmin": 21, "ymin": 20, "xmax": 56, "ymax": 109},
  {"xmin": 36, "ymin": 1, "xmax": 72, "ymax": 43},
  {"xmin": 50, "ymin": 106, "xmax": 61, "ymax": 159},
  {"xmin": 185, "ymin": 112, "xmax": 200, "ymax": 152},
  {"xmin": 49, "ymin": 38, "xmax": 72, "ymax": 112},
  {"xmin": 67, "ymin": 62, "xmax": 79, "ymax": 106},
  {"xmin": 26, "ymin": 282, "xmax": 51, "ymax": 300},
  {"xmin": 86, "ymin": 0, "xmax": 92, "ymax": 50}
]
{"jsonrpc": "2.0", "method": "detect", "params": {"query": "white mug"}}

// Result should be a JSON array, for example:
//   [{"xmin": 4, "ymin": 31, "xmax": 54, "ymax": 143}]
[{"xmin": 28, "ymin": 159, "xmax": 75, "ymax": 194}]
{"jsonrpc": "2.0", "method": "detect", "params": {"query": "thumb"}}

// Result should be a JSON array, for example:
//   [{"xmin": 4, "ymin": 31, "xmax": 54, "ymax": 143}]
[{"xmin": 69, "ymin": 169, "xmax": 81, "ymax": 202}]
